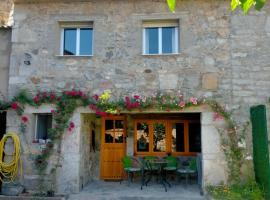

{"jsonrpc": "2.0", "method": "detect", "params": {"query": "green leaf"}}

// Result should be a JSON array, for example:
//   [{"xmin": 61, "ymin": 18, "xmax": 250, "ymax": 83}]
[
  {"xmin": 167, "ymin": 0, "xmax": 176, "ymax": 12},
  {"xmin": 231, "ymin": 0, "xmax": 240, "ymax": 11},
  {"xmin": 241, "ymin": 0, "xmax": 255, "ymax": 14},
  {"xmin": 255, "ymin": 0, "xmax": 265, "ymax": 10}
]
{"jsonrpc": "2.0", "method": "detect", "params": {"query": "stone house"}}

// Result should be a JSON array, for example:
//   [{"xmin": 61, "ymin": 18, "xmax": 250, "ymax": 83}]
[{"xmin": 1, "ymin": 0, "xmax": 270, "ymax": 195}]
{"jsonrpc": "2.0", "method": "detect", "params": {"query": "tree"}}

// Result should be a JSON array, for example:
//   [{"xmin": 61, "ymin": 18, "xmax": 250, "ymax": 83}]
[{"xmin": 167, "ymin": 0, "xmax": 266, "ymax": 14}]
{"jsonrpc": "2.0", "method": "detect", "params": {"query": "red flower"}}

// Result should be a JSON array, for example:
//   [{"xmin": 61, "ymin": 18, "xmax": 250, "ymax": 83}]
[
  {"xmin": 11, "ymin": 102, "xmax": 19, "ymax": 110},
  {"xmin": 33, "ymin": 95, "xmax": 40, "ymax": 103},
  {"xmin": 134, "ymin": 95, "xmax": 140, "ymax": 100},
  {"xmin": 42, "ymin": 92, "xmax": 48, "ymax": 98},
  {"xmin": 69, "ymin": 121, "xmax": 75, "ymax": 129},
  {"xmin": 50, "ymin": 92, "xmax": 56, "ymax": 100},
  {"xmin": 93, "ymin": 94, "xmax": 99, "ymax": 101},
  {"xmin": 21, "ymin": 115, "xmax": 29, "ymax": 124},
  {"xmin": 51, "ymin": 110, "xmax": 56, "ymax": 114}
]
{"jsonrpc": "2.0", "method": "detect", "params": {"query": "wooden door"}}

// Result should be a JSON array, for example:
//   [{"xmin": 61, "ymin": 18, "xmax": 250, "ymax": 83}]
[{"xmin": 100, "ymin": 116, "xmax": 126, "ymax": 180}]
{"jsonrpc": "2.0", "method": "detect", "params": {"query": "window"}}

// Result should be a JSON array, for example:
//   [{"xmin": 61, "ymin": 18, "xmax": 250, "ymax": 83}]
[
  {"xmin": 143, "ymin": 20, "xmax": 179, "ymax": 55},
  {"xmin": 35, "ymin": 114, "xmax": 52, "ymax": 140},
  {"xmin": 60, "ymin": 22, "xmax": 93, "ymax": 56},
  {"xmin": 135, "ymin": 119, "xmax": 201, "ymax": 156},
  {"xmin": 104, "ymin": 119, "xmax": 125, "ymax": 143}
]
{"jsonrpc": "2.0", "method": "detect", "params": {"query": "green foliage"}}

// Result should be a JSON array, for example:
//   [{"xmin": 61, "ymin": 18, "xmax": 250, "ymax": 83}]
[
  {"xmin": 231, "ymin": 0, "xmax": 265, "ymax": 14},
  {"xmin": 166, "ymin": 0, "xmax": 176, "ymax": 12},
  {"xmin": 207, "ymin": 181, "xmax": 265, "ymax": 200},
  {"xmin": 166, "ymin": 0, "xmax": 266, "ymax": 14}
]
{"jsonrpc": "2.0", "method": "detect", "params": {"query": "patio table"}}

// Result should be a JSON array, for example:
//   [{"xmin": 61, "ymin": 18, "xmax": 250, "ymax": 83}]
[{"xmin": 142, "ymin": 158, "xmax": 171, "ymax": 192}]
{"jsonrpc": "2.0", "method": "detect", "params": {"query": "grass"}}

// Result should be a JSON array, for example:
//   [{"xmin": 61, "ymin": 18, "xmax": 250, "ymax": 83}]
[{"xmin": 207, "ymin": 181, "xmax": 265, "ymax": 200}]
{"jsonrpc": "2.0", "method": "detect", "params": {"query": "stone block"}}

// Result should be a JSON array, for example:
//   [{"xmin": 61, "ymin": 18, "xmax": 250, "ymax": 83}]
[
  {"xmin": 159, "ymin": 74, "xmax": 178, "ymax": 90},
  {"xmin": 202, "ymin": 73, "xmax": 218, "ymax": 90}
]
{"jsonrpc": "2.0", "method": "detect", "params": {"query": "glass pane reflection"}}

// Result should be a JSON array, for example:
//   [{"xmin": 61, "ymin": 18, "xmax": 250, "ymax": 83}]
[
  {"xmin": 153, "ymin": 123, "xmax": 166, "ymax": 152},
  {"xmin": 137, "ymin": 123, "xmax": 149, "ymax": 152}
]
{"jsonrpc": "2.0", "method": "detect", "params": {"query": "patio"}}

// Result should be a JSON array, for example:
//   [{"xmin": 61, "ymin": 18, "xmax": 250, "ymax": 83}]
[{"xmin": 68, "ymin": 180, "xmax": 204, "ymax": 200}]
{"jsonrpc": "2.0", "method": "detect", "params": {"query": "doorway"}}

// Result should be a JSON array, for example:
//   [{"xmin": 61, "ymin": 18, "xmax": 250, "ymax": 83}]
[
  {"xmin": 0, "ymin": 111, "xmax": 6, "ymax": 139},
  {"xmin": 100, "ymin": 116, "xmax": 126, "ymax": 180}
]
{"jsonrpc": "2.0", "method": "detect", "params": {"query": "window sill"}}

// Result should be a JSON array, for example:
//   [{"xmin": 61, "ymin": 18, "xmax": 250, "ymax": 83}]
[
  {"xmin": 142, "ymin": 53, "xmax": 181, "ymax": 56},
  {"xmin": 55, "ymin": 55, "xmax": 93, "ymax": 58}
]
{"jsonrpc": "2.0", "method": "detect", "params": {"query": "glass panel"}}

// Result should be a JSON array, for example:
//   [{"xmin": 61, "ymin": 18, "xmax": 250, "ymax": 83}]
[
  {"xmin": 162, "ymin": 27, "xmax": 174, "ymax": 54},
  {"xmin": 37, "ymin": 115, "xmax": 52, "ymax": 140},
  {"xmin": 189, "ymin": 123, "xmax": 201, "ymax": 152},
  {"xmin": 80, "ymin": 28, "xmax": 92, "ymax": 55},
  {"xmin": 153, "ymin": 122, "xmax": 166, "ymax": 152},
  {"xmin": 145, "ymin": 28, "xmax": 158, "ymax": 54},
  {"xmin": 172, "ymin": 123, "xmax": 184, "ymax": 152},
  {"xmin": 115, "ymin": 120, "xmax": 124, "ymax": 143},
  {"xmin": 136, "ymin": 122, "xmax": 149, "ymax": 152},
  {"xmin": 105, "ymin": 120, "xmax": 114, "ymax": 143},
  {"xmin": 64, "ymin": 28, "xmax": 77, "ymax": 55}
]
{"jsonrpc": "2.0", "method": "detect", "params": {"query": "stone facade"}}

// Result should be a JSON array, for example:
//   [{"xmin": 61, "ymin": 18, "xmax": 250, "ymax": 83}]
[
  {"xmin": 0, "ymin": 28, "xmax": 11, "ymax": 99},
  {"xmin": 3, "ymin": 0, "xmax": 270, "ymax": 195}
]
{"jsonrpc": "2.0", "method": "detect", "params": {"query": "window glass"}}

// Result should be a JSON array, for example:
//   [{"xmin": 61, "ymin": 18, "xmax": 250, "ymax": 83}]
[
  {"xmin": 145, "ymin": 28, "xmax": 159, "ymax": 54},
  {"xmin": 189, "ymin": 123, "xmax": 201, "ymax": 152},
  {"xmin": 36, "ymin": 114, "xmax": 52, "ymax": 140},
  {"xmin": 105, "ymin": 120, "xmax": 114, "ymax": 143},
  {"xmin": 64, "ymin": 29, "xmax": 77, "ymax": 55},
  {"xmin": 137, "ymin": 122, "xmax": 149, "ymax": 152},
  {"xmin": 153, "ymin": 122, "xmax": 166, "ymax": 152},
  {"xmin": 80, "ymin": 28, "xmax": 92, "ymax": 55},
  {"xmin": 115, "ymin": 120, "xmax": 124, "ymax": 143},
  {"xmin": 162, "ymin": 27, "xmax": 174, "ymax": 53},
  {"xmin": 171, "ymin": 123, "xmax": 184, "ymax": 152}
]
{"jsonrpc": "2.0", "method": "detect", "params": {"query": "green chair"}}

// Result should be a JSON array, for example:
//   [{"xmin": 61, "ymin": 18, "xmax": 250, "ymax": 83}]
[
  {"xmin": 176, "ymin": 157, "xmax": 197, "ymax": 185},
  {"xmin": 164, "ymin": 156, "xmax": 178, "ymax": 171},
  {"xmin": 121, "ymin": 156, "xmax": 142, "ymax": 186}
]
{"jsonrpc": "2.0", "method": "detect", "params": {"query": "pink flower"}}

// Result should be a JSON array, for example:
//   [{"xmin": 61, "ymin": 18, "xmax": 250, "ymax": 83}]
[
  {"xmin": 42, "ymin": 92, "xmax": 48, "ymax": 98},
  {"xmin": 92, "ymin": 94, "xmax": 99, "ymax": 101},
  {"xmin": 213, "ymin": 112, "xmax": 224, "ymax": 121},
  {"xmin": 134, "ymin": 95, "xmax": 140, "ymax": 100},
  {"xmin": 21, "ymin": 115, "xmax": 29, "ymax": 124},
  {"xmin": 11, "ymin": 102, "xmax": 19, "ymax": 110},
  {"xmin": 179, "ymin": 101, "xmax": 185, "ymax": 108},
  {"xmin": 189, "ymin": 97, "xmax": 198, "ymax": 105},
  {"xmin": 51, "ymin": 110, "xmax": 56, "ymax": 114}
]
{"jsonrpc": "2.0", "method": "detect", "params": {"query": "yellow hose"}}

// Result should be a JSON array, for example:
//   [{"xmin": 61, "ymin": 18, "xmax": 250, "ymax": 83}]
[{"xmin": 0, "ymin": 132, "xmax": 22, "ymax": 183}]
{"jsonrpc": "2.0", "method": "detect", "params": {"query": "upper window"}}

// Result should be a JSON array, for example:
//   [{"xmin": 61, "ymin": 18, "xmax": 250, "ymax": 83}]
[
  {"xmin": 60, "ymin": 22, "xmax": 93, "ymax": 56},
  {"xmin": 35, "ymin": 114, "xmax": 52, "ymax": 141},
  {"xmin": 143, "ymin": 20, "xmax": 179, "ymax": 55}
]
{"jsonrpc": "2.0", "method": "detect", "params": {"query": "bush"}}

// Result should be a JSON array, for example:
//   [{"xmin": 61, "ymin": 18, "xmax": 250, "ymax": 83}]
[{"xmin": 207, "ymin": 181, "xmax": 265, "ymax": 200}]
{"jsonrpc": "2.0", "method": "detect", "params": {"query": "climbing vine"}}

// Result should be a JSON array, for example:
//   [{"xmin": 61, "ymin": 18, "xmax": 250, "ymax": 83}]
[{"xmin": 0, "ymin": 89, "xmax": 250, "ymax": 185}]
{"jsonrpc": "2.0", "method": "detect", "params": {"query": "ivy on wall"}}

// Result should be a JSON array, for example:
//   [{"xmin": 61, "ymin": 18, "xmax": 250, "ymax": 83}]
[{"xmin": 0, "ymin": 90, "xmax": 250, "ymax": 185}]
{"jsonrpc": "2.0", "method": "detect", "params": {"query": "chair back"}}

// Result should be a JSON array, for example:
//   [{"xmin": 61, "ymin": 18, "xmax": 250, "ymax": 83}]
[
  {"xmin": 189, "ymin": 157, "xmax": 197, "ymax": 171},
  {"xmin": 166, "ymin": 156, "xmax": 178, "ymax": 168},
  {"xmin": 122, "ymin": 155, "xmax": 132, "ymax": 169}
]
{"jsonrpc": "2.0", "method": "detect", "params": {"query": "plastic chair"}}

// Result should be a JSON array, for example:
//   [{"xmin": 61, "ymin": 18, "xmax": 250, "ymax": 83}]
[
  {"xmin": 121, "ymin": 156, "xmax": 142, "ymax": 185},
  {"xmin": 164, "ymin": 156, "xmax": 178, "ymax": 171}
]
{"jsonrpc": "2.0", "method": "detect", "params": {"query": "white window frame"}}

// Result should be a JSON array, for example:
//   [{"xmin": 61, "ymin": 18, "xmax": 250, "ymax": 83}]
[
  {"xmin": 34, "ymin": 113, "xmax": 52, "ymax": 141},
  {"xmin": 142, "ymin": 26, "xmax": 179, "ymax": 55},
  {"xmin": 60, "ymin": 27, "xmax": 93, "ymax": 56}
]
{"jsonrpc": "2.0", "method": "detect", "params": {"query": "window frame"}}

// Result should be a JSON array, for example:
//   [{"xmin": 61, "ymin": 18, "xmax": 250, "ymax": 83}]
[
  {"xmin": 142, "ymin": 26, "xmax": 179, "ymax": 55},
  {"xmin": 34, "ymin": 113, "xmax": 53, "ymax": 141},
  {"xmin": 134, "ymin": 119, "xmax": 199, "ymax": 156},
  {"xmin": 60, "ymin": 27, "xmax": 93, "ymax": 56}
]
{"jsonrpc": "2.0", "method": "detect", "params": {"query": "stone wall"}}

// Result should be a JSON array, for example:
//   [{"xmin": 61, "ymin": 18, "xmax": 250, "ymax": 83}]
[
  {"xmin": 0, "ymin": 28, "xmax": 11, "ymax": 100},
  {"xmin": 6, "ymin": 0, "xmax": 270, "ymax": 194},
  {"xmin": 0, "ymin": 0, "xmax": 13, "ymax": 26}
]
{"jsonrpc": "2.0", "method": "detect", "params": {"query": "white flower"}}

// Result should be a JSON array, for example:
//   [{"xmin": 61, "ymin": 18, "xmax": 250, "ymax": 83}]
[
  {"xmin": 245, "ymin": 155, "xmax": 253, "ymax": 160},
  {"xmin": 237, "ymin": 141, "xmax": 246, "ymax": 148}
]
